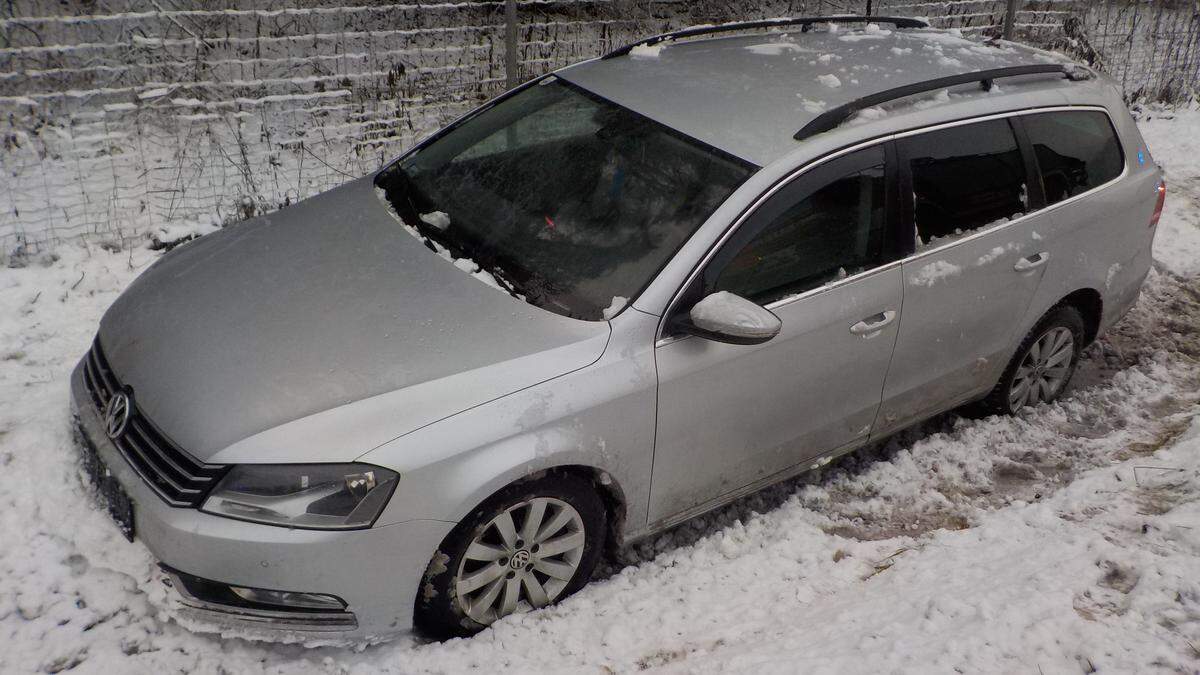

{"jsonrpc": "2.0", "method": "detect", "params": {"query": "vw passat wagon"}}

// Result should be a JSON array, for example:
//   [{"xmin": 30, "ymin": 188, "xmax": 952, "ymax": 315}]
[{"xmin": 71, "ymin": 16, "xmax": 1166, "ymax": 640}]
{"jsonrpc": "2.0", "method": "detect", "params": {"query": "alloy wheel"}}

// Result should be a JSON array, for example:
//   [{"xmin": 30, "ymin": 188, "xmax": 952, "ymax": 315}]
[
  {"xmin": 1009, "ymin": 326, "xmax": 1075, "ymax": 411},
  {"xmin": 454, "ymin": 497, "xmax": 586, "ymax": 625}
]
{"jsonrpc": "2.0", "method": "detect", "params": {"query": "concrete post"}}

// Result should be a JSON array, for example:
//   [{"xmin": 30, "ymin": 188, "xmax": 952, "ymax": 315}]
[
  {"xmin": 505, "ymin": 0, "xmax": 519, "ymax": 89},
  {"xmin": 1003, "ymin": 0, "xmax": 1019, "ymax": 40}
]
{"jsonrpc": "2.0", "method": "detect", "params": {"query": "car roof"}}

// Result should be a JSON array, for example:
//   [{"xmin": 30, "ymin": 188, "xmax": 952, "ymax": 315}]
[{"xmin": 557, "ymin": 25, "xmax": 1076, "ymax": 166}]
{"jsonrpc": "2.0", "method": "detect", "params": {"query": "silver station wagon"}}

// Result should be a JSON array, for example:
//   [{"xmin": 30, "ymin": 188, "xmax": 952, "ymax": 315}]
[{"xmin": 70, "ymin": 16, "xmax": 1166, "ymax": 640}]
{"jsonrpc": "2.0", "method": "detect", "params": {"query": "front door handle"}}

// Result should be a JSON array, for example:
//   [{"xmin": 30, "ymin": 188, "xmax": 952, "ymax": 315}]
[
  {"xmin": 1014, "ymin": 251, "xmax": 1050, "ymax": 271},
  {"xmin": 849, "ymin": 310, "xmax": 897, "ymax": 336}
]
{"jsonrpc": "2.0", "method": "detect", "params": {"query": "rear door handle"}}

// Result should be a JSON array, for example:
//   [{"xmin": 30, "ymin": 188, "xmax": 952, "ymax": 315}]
[
  {"xmin": 1014, "ymin": 251, "xmax": 1050, "ymax": 271},
  {"xmin": 849, "ymin": 310, "xmax": 897, "ymax": 336}
]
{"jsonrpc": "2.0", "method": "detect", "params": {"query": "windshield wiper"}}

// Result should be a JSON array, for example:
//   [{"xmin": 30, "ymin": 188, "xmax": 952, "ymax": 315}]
[
  {"xmin": 481, "ymin": 262, "xmax": 524, "ymax": 298},
  {"xmin": 421, "ymin": 222, "xmax": 528, "ymax": 302},
  {"xmin": 387, "ymin": 172, "xmax": 531, "ymax": 302}
]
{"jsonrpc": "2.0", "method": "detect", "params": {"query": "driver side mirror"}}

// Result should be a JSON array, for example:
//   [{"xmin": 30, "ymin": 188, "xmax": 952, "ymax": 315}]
[{"xmin": 674, "ymin": 291, "xmax": 782, "ymax": 345}]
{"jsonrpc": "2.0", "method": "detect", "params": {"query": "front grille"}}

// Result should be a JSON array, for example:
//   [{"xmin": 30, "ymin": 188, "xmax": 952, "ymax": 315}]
[{"xmin": 81, "ymin": 338, "xmax": 228, "ymax": 507}]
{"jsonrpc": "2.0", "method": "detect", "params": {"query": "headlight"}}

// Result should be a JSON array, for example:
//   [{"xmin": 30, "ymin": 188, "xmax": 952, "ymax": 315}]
[{"xmin": 201, "ymin": 463, "xmax": 399, "ymax": 530}]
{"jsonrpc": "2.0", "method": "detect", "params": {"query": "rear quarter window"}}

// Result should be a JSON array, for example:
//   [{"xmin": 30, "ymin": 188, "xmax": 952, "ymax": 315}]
[{"xmin": 1022, "ymin": 110, "xmax": 1124, "ymax": 205}]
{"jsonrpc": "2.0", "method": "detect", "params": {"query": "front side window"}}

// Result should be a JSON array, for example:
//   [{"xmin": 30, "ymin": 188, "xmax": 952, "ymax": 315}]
[
  {"xmin": 903, "ymin": 119, "xmax": 1027, "ymax": 247},
  {"xmin": 375, "ymin": 78, "xmax": 756, "ymax": 320},
  {"xmin": 1023, "ymin": 110, "xmax": 1124, "ymax": 205},
  {"xmin": 705, "ymin": 146, "xmax": 890, "ymax": 305}
]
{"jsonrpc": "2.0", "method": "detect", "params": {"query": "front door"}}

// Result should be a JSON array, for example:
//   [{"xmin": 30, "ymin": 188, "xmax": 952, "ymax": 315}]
[{"xmin": 650, "ymin": 146, "xmax": 905, "ymax": 524}]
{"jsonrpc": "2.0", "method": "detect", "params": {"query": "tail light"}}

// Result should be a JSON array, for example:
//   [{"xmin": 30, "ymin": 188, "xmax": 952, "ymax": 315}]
[{"xmin": 1149, "ymin": 178, "xmax": 1166, "ymax": 228}]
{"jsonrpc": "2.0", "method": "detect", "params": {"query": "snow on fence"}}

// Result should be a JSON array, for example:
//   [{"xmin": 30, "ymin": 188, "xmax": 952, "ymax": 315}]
[{"xmin": 0, "ymin": 0, "xmax": 1196, "ymax": 260}]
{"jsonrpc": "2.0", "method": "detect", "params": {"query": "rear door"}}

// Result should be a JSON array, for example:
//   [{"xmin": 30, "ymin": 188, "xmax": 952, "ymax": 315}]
[
  {"xmin": 876, "ymin": 116, "xmax": 1054, "ymax": 434},
  {"xmin": 1019, "ymin": 109, "xmax": 1143, "ymax": 316}
]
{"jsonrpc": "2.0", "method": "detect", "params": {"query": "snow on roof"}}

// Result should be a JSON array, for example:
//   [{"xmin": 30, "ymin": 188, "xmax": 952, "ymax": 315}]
[{"xmin": 558, "ymin": 27, "xmax": 1071, "ymax": 166}]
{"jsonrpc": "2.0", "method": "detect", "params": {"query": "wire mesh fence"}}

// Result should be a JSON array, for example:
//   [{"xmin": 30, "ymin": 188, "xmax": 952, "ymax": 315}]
[{"xmin": 1, "ymin": 0, "xmax": 1197, "ymax": 261}]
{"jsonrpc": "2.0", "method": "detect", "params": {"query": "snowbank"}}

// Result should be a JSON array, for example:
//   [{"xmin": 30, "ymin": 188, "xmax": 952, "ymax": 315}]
[{"xmin": 1139, "ymin": 106, "xmax": 1200, "ymax": 278}]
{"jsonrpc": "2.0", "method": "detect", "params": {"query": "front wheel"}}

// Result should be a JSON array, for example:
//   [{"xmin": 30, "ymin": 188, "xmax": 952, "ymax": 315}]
[
  {"xmin": 980, "ymin": 305, "xmax": 1086, "ymax": 415},
  {"xmin": 414, "ymin": 473, "xmax": 606, "ymax": 639}
]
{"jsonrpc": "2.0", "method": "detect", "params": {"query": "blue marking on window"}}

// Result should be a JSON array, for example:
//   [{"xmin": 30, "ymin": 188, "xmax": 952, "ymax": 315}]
[{"xmin": 1138, "ymin": 150, "xmax": 1146, "ymax": 166}]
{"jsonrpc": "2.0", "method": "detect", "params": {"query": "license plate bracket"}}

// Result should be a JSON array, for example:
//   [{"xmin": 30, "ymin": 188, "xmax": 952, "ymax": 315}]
[{"xmin": 76, "ymin": 428, "xmax": 135, "ymax": 541}]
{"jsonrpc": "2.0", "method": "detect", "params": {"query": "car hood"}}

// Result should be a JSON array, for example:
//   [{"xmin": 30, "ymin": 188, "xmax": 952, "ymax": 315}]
[{"xmin": 99, "ymin": 176, "xmax": 609, "ymax": 462}]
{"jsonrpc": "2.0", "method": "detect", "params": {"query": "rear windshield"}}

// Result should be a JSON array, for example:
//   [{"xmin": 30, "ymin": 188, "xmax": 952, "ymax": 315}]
[{"xmin": 376, "ymin": 78, "xmax": 755, "ymax": 321}]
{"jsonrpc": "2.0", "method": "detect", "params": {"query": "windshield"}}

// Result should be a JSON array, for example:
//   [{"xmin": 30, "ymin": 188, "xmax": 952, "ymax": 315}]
[{"xmin": 375, "ymin": 78, "xmax": 756, "ymax": 320}]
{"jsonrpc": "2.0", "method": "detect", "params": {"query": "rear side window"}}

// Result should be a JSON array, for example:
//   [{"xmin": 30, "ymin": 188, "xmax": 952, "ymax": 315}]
[
  {"xmin": 902, "ymin": 119, "xmax": 1027, "ymax": 247},
  {"xmin": 1022, "ymin": 111, "xmax": 1124, "ymax": 205}
]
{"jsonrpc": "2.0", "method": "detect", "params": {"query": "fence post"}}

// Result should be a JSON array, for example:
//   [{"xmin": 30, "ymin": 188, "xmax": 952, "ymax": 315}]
[
  {"xmin": 1003, "ymin": 0, "xmax": 1019, "ymax": 39},
  {"xmin": 505, "ymin": 0, "xmax": 519, "ymax": 89}
]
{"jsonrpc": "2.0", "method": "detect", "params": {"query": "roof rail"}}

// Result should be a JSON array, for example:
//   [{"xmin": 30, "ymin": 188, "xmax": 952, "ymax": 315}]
[
  {"xmin": 793, "ymin": 64, "xmax": 1094, "ymax": 140},
  {"xmin": 601, "ymin": 15, "xmax": 931, "ymax": 59}
]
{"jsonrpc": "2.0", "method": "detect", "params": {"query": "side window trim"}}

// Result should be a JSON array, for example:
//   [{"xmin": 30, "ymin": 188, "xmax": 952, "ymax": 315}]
[
  {"xmin": 1015, "ymin": 110, "xmax": 1126, "ymax": 209},
  {"xmin": 898, "ymin": 107, "xmax": 1130, "ymax": 266},
  {"xmin": 884, "ymin": 140, "xmax": 912, "ymax": 260},
  {"xmin": 699, "ymin": 145, "xmax": 893, "ymax": 301},
  {"xmin": 664, "ymin": 142, "xmax": 903, "ymax": 329},
  {"xmin": 893, "ymin": 138, "xmax": 916, "ymax": 260},
  {"xmin": 1009, "ymin": 115, "xmax": 1049, "ymax": 211},
  {"xmin": 897, "ymin": 117, "xmax": 1029, "ymax": 248},
  {"xmin": 655, "ymin": 105, "xmax": 1127, "ymax": 345}
]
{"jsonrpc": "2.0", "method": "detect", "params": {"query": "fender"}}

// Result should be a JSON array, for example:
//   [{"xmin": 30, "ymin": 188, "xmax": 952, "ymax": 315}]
[{"xmin": 361, "ymin": 309, "xmax": 661, "ymax": 540}]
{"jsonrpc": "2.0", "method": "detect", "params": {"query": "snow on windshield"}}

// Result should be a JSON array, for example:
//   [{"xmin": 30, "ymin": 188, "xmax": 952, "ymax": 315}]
[
  {"xmin": 374, "ymin": 187, "xmax": 511, "ymax": 296},
  {"xmin": 374, "ymin": 78, "xmax": 754, "ymax": 322},
  {"xmin": 419, "ymin": 211, "xmax": 451, "ymax": 230}
]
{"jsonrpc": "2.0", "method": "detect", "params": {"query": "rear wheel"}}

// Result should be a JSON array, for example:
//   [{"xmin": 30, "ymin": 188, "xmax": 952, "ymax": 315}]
[
  {"xmin": 415, "ymin": 473, "xmax": 605, "ymax": 639},
  {"xmin": 979, "ymin": 305, "xmax": 1085, "ymax": 415}
]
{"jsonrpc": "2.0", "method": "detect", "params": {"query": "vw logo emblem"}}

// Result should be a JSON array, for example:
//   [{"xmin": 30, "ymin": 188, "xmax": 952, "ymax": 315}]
[
  {"xmin": 510, "ymin": 549, "xmax": 531, "ymax": 569},
  {"xmin": 104, "ymin": 392, "xmax": 131, "ymax": 440}
]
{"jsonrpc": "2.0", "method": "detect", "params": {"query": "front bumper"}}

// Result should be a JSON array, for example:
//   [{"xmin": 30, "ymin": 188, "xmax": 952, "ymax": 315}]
[
  {"xmin": 70, "ymin": 358, "xmax": 455, "ymax": 641},
  {"xmin": 162, "ymin": 566, "xmax": 359, "ymax": 633}
]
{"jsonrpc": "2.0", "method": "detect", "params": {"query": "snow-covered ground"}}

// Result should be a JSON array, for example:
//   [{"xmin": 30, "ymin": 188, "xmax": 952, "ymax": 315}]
[{"xmin": 2, "ymin": 111, "xmax": 1200, "ymax": 674}]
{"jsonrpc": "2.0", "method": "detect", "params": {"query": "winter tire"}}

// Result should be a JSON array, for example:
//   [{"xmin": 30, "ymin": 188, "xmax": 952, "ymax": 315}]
[
  {"xmin": 414, "ymin": 472, "xmax": 606, "ymax": 639},
  {"xmin": 979, "ymin": 305, "xmax": 1086, "ymax": 415}
]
